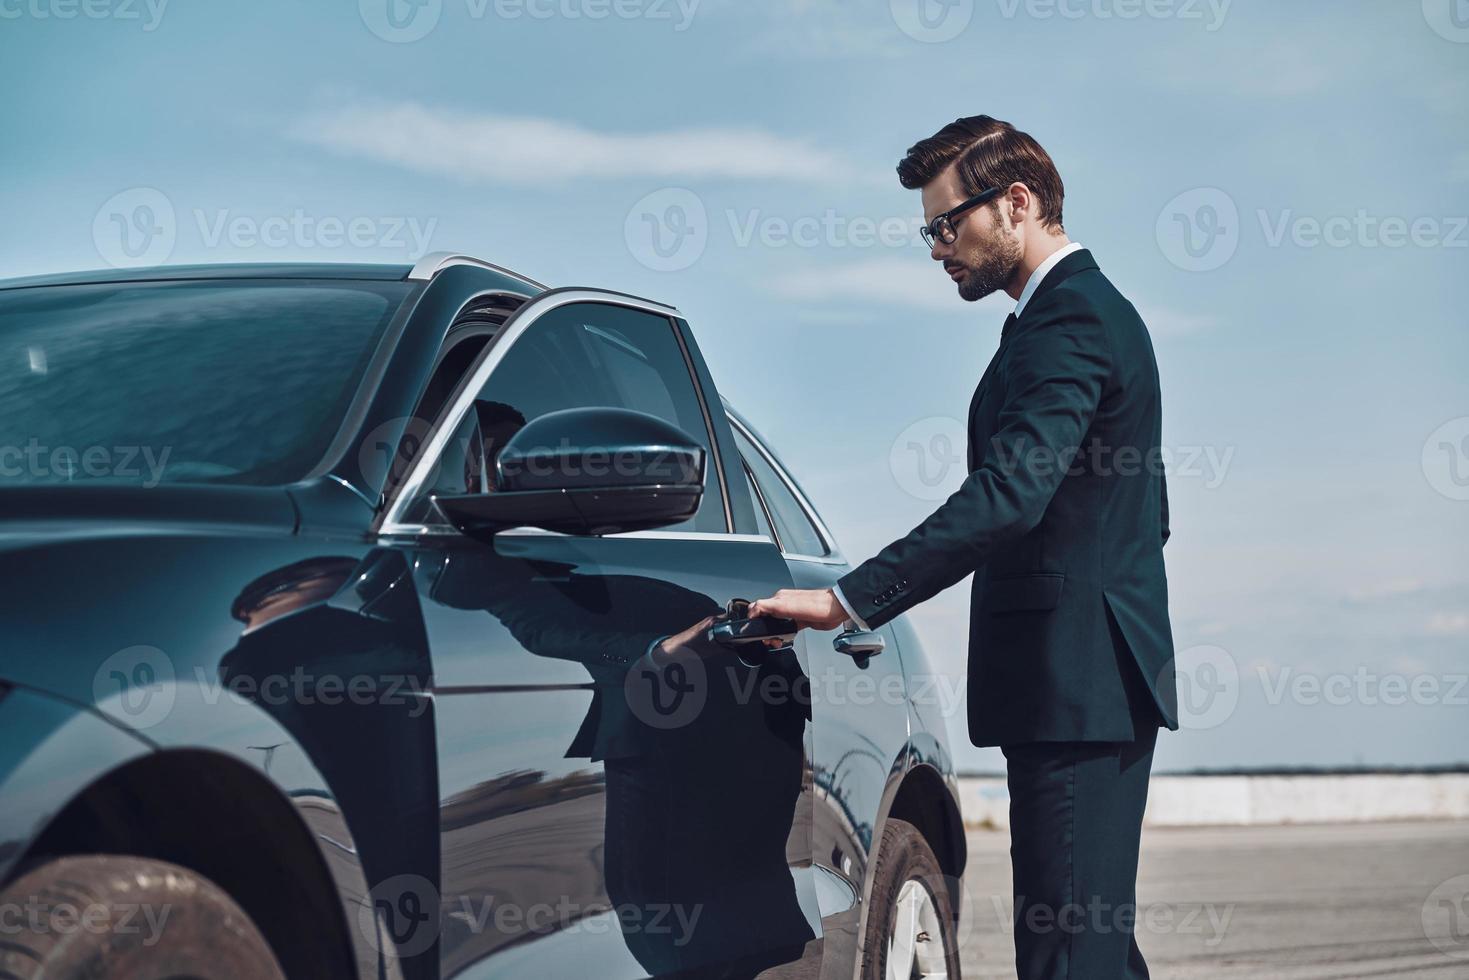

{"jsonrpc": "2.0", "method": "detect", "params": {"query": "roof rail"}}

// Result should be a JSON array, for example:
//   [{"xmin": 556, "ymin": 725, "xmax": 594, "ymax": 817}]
[{"xmin": 407, "ymin": 252, "xmax": 549, "ymax": 291}]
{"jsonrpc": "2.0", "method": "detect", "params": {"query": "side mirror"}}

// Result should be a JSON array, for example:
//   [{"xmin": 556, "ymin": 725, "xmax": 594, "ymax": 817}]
[{"xmin": 432, "ymin": 406, "xmax": 705, "ymax": 538}]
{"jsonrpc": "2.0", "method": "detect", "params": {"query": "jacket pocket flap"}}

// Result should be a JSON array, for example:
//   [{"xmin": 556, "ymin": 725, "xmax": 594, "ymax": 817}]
[{"xmin": 984, "ymin": 573, "xmax": 1065, "ymax": 612}]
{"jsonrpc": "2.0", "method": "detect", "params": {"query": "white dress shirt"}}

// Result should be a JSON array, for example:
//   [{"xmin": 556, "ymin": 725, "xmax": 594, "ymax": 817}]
[
  {"xmin": 829, "ymin": 242, "xmax": 1084, "ymax": 632},
  {"xmin": 1013, "ymin": 241, "xmax": 1082, "ymax": 318}
]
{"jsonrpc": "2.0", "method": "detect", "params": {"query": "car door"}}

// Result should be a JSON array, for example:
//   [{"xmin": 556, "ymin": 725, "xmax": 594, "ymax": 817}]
[
  {"xmin": 379, "ymin": 291, "xmax": 824, "ymax": 979},
  {"xmin": 725, "ymin": 411, "xmax": 912, "ymax": 977}
]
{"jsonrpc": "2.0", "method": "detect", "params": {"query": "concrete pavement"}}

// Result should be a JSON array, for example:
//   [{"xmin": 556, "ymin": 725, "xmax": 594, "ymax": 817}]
[{"xmin": 957, "ymin": 820, "xmax": 1469, "ymax": 979}]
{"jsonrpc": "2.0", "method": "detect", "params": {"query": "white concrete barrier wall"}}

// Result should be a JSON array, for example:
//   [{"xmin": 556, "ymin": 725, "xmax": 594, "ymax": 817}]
[{"xmin": 958, "ymin": 774, "xmax": 1469, "ymax": 829}]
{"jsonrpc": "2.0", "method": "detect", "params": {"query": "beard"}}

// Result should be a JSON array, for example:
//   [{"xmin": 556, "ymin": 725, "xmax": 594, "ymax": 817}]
[{"xmin": 952, "ymin": 222, "xmax": 1023, "ymax": 302}]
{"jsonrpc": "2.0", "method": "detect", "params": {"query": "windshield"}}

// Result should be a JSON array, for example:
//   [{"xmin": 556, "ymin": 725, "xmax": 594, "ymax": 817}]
[{"xmin": 0, "ymin": 278, "xmax": 411, "ymax": 487}]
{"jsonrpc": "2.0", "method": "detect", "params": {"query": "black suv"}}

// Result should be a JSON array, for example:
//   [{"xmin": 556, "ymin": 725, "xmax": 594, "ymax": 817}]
[{"xmin": 0, "ymin": 254, "xmax": 965, "ymax": 980}]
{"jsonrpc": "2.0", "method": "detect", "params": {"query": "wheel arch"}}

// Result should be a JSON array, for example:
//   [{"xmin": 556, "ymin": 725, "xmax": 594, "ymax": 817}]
[
  {"xmin": 852, "ymin": 745, "xmax": 968, "ymax": 973},
  {"xmin": 16, "ymin": 747, "xmax": 367, "ymax": 980},
  {"xmin": 884, "ymin": 760, "xmax": 967, "ymax": 888}
]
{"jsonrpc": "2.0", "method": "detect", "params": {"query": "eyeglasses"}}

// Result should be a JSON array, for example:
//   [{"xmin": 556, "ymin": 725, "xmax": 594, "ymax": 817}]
[{"xmin": 919, "ymin": 185, "xmax": 1004, "ymax": 249}]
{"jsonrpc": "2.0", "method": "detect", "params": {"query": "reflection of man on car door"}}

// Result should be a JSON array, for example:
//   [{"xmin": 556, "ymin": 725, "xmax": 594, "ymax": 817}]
[{"xmin": 430, "ymin": 544, "xmax": 815, "ymax": 975}]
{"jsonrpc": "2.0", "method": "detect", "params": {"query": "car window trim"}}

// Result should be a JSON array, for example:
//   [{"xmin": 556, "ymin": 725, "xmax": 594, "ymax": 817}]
[
  {"xmin": 378, "ymin": 288, "xmax": 732, "ymax": 538},
  {"xmin": 295, "ymin": 278, "xmax": 426, "ymax": 486},
  {"xmin": 407, "ymin": 252, "xmax": 549, "ymax": 291},
  {"xmin": 667, "ymin": 307, "xmax": 734, "ymax": 534},
  {"xmin": 427, "ymin": 289, "xmax": 531, "ymax": 379},
  {"xmin": 368, "ymin": 288, "xmax": 533, "ymax": 508},
  {"xmin": 726, "ymin": 413, "xmax": 846, "ymax": 566},
  {"xmin": 742, "ymin": 458, "xmax": 782, "ymax": 550}
]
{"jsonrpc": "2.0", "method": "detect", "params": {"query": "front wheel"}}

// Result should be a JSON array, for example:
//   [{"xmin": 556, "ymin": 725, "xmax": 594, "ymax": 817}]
[
  {"xmin": 861, "ymin": 818, "xmax": 962, "ymax": 980},
  {"xmin": 0, "ymin": 854, "xmax": 286, "ymax": 980}
]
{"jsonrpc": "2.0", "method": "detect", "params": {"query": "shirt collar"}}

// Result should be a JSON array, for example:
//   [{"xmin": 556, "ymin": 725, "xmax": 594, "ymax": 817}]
[{"xmin": 1014, "ymin": 241, "xmax": 1083, "ymax": 319}]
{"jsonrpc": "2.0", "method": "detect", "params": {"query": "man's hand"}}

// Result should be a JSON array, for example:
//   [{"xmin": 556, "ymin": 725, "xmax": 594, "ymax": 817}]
[{"xmin": 748, "ymin": 588, "xmax": 849, "ymax": 632}]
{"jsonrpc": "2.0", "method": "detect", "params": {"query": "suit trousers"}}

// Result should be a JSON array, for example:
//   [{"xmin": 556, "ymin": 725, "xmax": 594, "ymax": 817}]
[{"xmin": 1000, "ymin": 725, "xmax": 1158, "ymax": 980}]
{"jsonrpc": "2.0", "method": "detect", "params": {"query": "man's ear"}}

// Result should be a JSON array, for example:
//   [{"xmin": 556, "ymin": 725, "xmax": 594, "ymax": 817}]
[{"xmin": 1005, "ymin": 181, "xmax": 1032, "ymax": 224}]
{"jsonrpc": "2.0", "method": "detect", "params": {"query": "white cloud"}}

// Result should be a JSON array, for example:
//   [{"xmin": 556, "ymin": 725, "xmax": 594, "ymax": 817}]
[
  {"xmin": 1389, "ymin": 655, "xmax": 1433, "ymax": 675},
  {"xmin": 771, "ymin": 264, "xmax": 1226, "ymax": 332},
  {"xmin": 766, "ymin": 256, "xmax": 1012, "ymax": 314},
  {"xmin": 1425, "ymin": 612, "xmax": 1469, "ymax": 637},
  {"xmin": 1346, "ymin": 578, "xmax": 1426, "ymax": 603},
  {"xmin": 291, "ymin": 99, "xmax": 856, "ymax": 185}
]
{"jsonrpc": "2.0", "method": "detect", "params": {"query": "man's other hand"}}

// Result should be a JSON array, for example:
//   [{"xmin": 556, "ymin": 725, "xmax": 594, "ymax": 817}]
[{"xmin": 748, "ymin": 588, "xmax": 849, "ymax": 632}]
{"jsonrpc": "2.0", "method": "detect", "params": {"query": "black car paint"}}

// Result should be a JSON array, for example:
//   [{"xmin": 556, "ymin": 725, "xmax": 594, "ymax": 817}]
[{"xmin": 0, "ymin": 263, "xmax": 965, "ymax": 980}]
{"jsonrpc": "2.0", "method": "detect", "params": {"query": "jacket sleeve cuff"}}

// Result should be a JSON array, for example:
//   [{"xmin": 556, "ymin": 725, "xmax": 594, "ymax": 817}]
[
  {"xmin": 644, "ymin": 634, "xmax": 673, "ymax": 665},
  {"xmin": 830, "ymin": 583, "xmax": 872, "ymax": 632}
]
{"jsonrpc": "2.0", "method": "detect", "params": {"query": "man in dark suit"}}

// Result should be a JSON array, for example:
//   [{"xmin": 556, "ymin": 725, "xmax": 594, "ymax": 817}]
[{"xmin": 750, "ymin": 115, "xmax": 1179, "ymax": 979}]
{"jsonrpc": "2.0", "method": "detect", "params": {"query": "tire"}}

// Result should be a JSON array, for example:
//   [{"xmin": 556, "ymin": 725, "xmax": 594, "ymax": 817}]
[
  {"xmin": 861, "ymin": 818, "xmax": 962, "ymax": 980},
  {"xmin": 0, "ymin": 855, "xmax": 286, "ymax": 980}
]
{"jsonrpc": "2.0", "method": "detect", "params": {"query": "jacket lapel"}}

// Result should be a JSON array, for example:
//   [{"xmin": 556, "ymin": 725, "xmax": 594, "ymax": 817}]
[
  {"xmin": 966, "ymin": 313, "xmax": 1014, "ymax": 470},
  {"xmin": 964, "ymin": 249, "xmax": 1099, "ymax": 470}
]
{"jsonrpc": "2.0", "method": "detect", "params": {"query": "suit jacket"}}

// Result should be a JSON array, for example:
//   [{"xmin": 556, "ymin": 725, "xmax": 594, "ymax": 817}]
[{"xmin": 836, "ymin": 248, "xmax": 1179, "ymax": 746}]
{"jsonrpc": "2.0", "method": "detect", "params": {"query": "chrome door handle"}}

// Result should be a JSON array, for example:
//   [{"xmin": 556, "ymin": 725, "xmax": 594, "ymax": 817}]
[{"xmin": 833, "ymin": 629, "xmax": 885, "ymax": 658}]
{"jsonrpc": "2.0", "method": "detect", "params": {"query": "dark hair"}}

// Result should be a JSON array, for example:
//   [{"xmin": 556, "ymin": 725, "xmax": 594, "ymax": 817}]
[{"xmin": 897, "ymin": 115, "xmax": 1065, "ymax": 231}]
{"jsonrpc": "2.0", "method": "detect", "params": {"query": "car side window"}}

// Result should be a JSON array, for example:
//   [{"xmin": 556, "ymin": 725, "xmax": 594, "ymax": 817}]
[
  {"xmin": 407, "ymin": 302, "xmax": 726, "ymax": 533},
  {"xmin": 732, "ymin": 426, "xmax": 828, "ymax": 557}
]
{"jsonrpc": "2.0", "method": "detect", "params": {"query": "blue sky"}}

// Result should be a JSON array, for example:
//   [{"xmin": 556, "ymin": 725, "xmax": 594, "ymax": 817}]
[{"xmin": 2, "ymin": 0, "xmax": 1465, "ymax": 771}]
